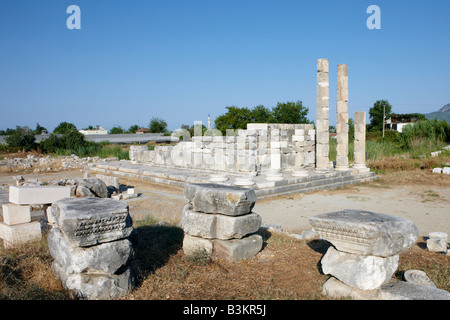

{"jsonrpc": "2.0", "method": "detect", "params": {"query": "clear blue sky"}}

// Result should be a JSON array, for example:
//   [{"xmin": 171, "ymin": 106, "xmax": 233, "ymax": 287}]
[{"xmin": 1, "ymin": 0, "xmax": 449, "ymax": 132}]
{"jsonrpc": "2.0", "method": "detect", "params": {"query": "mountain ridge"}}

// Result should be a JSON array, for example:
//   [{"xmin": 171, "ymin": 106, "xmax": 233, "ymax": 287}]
[{"xmin": 424, "ymin": 103, "xmax": 450, "ymax": 122}]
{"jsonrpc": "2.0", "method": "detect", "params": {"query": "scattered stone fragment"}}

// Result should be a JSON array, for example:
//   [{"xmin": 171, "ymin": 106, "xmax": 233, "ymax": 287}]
[
  {"xmin": 427, "ymin": 232, "xmax": 448, "ymax": 253},
  {"xmin": 403, "ymin": 270, "xmax": 436, "ymax": 288}
]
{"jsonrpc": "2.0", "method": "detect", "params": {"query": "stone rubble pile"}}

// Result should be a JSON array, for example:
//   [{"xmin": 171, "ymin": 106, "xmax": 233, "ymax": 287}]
[
  {"xmin": 309, "ymin": 209, "xmax": 450, "ymax": 299},
  {"xmin": 181, "ymin": 183, "xmax": 263, "ymax": 261},
  {"xmin": 0, "ymin": 154, "xmax": 116, "ymax": 172},
  {"xmin": 48, "ymin": 197, "xmax": 137, "ymax": 300}
]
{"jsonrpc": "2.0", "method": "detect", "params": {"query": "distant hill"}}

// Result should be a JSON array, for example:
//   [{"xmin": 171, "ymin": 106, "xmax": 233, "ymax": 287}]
[{"xmin": 424, "ymin": 103, "xmax": 450, "ymax": 123}]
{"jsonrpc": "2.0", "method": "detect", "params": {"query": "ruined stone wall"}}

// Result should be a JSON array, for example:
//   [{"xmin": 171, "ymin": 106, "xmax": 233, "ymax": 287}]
[{"xmin": 129, "ymin": 123, "xmax": 315, "ymax": 174}]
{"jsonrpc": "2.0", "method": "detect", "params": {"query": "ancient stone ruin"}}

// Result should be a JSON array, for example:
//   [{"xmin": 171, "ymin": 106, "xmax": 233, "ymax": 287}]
[
  {"xmin": 91, "ymin": 59, "xmax": 377, "ymax": 198},
  {"xmin": 181, "ymin": 183, "xmax": 263, "ymax": 261},
  {"xmin": 0, "ymin": 185, "xmax": 71, "ymax": 247},
  {"xmin": 48, "ymin": 197, "xmax": 137, "ymax": 300},
  {"xmin": 309, "ymin": 209, "xmax": 450, "ymax": 300}
]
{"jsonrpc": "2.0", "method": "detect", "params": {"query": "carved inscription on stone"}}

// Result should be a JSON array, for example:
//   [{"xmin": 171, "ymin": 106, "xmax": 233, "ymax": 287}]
[{"xmin": 73, "ymin": 214, "xmax": 128, "ymax": 237}]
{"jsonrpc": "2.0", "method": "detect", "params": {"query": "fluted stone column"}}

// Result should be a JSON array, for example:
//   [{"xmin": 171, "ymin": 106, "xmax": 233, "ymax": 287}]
[
  {"xmin": 315, "ymin": 59, "xmax": 330, "ymax": 172},
  {"xmin": 353, "ymin": 111, "xmax": 370, "ymax": 173},
  {"xmin": 335, "ymin": 64, "xmax": 350, "ymax": 171}
]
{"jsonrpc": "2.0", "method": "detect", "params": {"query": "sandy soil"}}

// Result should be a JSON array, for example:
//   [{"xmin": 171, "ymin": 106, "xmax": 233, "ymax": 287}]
[{"xmin": 1, "ymin": 169, "xmax": 448, "ymax": 237}]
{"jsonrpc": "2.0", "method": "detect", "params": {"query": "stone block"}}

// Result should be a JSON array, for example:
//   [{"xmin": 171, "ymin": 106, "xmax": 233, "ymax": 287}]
[
  {"xmin": 183, "ymin": 234, "xmax": 263, "ymax": 262},
  {"xmin": 50, "ymin": 197, "xmax": 133, "ymax": 247},
  {"xmin": 2, "ymin": 203, "xmax": 31, "ymax": 225},
  {"xmin": 184, "ymin": 184, "xmax": 256, "ymax": 216},
  {"xmin": 426, "ymin": 238, "xmax": 448, "ymax": 253},
  {"xmin": 0, "ymin": 221, "xmax": 42, "ymax": 248},
  {"xmin": 181, "ymin": 205, "xmax": 262, "ymax": 240},
  {"xmin": 321, "ymin": 246, "xmax": 399, "ymax": 290},
  {"xmin": 9, "ymin": 185, "xmax": 71, "ymax": 205},
  {"xmin": 213, "ymin": 234, "xmax": 263, "ymax": 261},
  {"xmin": 51, "ymin": 261, "xmax": 135, "ymax": 300},
  {"xmin": 95, "ymin": 174, "xmax": 119, "ymax": 189},
  {"xmin": 48, "ymin": 227, "xmax": 134, "ymax": 275},
  {"xmin": 309, "ymin": 209, "xmax": 419, "ymax": 257}
]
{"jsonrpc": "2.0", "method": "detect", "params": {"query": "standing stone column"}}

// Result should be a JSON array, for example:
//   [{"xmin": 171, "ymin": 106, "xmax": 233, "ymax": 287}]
[
  {"xmin": 315, "ymin": 59, "xmax": 330, "ymax": 172},
  {"xmin": 335, "ymin": 64, "xmax": 350, "ymax": 171},
  {"xmin": 353, "ymin": 111, "xmax": 370, "ymax": 173}
]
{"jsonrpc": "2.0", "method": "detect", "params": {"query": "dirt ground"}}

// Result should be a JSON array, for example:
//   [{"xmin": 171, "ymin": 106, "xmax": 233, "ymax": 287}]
[
  {"xmin": 1, "ymin": 168, "xmax": 449, "ymax": 238},
  {"xmin": 0, "ymin": 167, "xmax": 448, "ymax": 300}
]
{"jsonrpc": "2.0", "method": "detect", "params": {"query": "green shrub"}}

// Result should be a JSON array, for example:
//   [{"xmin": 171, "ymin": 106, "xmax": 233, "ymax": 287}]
[{"xmin": 5, "ymin": 126, "xmax": 37, "ymax": 151}]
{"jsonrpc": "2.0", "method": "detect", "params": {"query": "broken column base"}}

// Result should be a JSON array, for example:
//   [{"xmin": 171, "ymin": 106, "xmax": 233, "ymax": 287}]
[
  {"xmin": 323, "ymin": 277, "xmax": 450, "ymax": 300},
  {"xmin": 0, "ymin": 221, "xmax": 42, "ymax": 248},
  {"xmin": 183, "ymin": 234, "xmax": 263, "ymax": 262},
  {"xmin": 291, "ymin": 169, "xmax": 309, "ymax": 177},
  {"xmin": 352, "ymin": 164, "xmax": 370, "ymax": 174},
  {"xmin": 334, "ymin": 166, "xmax": 350, "ymax": 172}
]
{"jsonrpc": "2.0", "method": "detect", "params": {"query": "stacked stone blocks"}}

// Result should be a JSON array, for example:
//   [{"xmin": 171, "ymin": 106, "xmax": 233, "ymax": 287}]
[
  {"xmin": 309, "ymin": 209, "xmax": 419, "ymax": 295},
  {"xmin": 130, "ymin": 123, "xmax": 315, "ymax": 175},
  {"xmin": 181, "ymin": 183, "xmax": 263, "ymax": 261},
  {"xmin": 0, "ymin": 185, "xmax": 71, "ymax": 248},
  {"xmin": 48, "ymin": 197, "xmax": 136, "ymax": 300}
]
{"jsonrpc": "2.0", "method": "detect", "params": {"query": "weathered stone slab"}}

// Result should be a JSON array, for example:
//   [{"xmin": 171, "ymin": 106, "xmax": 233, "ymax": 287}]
[
  {"xmin": 184, "ymin": 183, "xmax": 256, "ymax": 216},
  {"xmin": 309, "ymin": 209, "xmax": 419, "ymax": 257},
  {"xmin": 380, "ymin": 281, "xmax": 450, "ymax": 300},
  {"xmin": 2, "ymin": 203, "xmax": 31, "ymax": 225},
  {"xmin": 183, "ymin": 234, "xmax": 263, "ymax": 261},
  {"xmin": 180, "ymin": 205, "xmax": 262, "ymax": 240},
  {"xmin": 51, "ymin": 261, "xmax": 135, "ymax": 300},
  {"xmin": 0, "ymin": 221, "xmax": 41, "ymax": 248},
  {"xmin": 50, "ymin": 197, "xmax": 133, "ymax": 247},
  {"xmin": 322, "ymin": 277, "xmax": 450, "ymax": 300},
  {"xmin": 9, "ymin": 185, "xmax": 71, "ymax": 205},
  {"xmin": 48, "ymin": 227, "xmax": 134, "ymax": 275},
  {"xmin": 321, "ymin": 246, "xmax": 399, "ymax": 290}
]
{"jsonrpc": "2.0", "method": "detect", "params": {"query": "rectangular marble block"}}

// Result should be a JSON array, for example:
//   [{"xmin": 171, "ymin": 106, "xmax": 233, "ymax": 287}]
[
  {"xmin": 2, "ymin": 203, "xmax": 31, "ymax": 225},
  {"xmin": 9, "ymin": 185, "xmax": 71, "ymax": 205},
  {"xmin": 0, "ymin": 221, "xmax": 42, "ymax": 248}
]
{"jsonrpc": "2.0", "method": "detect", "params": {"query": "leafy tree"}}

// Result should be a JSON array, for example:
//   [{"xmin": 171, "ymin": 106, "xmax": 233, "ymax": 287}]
[
  {"xmin": 109, "ymin": 126, "xmax": 124, "ymax": 134},
  {"xmin": 5, "ymin": 126, "xmax": 37, "ymax": 151},
  {"xmin": 39, "ymin": 133, "xmax": 65, "ymax": 152},
  {"xmin": 149, "ymin": 117, "xmax": 168, "ymax": 133},
  {"xmin": 251, "ymin": 105, "xmax": 274, "ymax": 123},
  {"xmin": 348, "ymin": 118, "xmax": 355, "ymax": 142},
  {"xmin": 214, "ymin": 106, "xmax": 253, "ymax": 134},
  {"xmin": 63, "ymin": 129, "xmax": 87, "ymax": 151},
  {"xmin": 189, "ymin": 124, "xmax": 207, "ymax": 137},
  {"xmin": 39, "ymin": 129, "xmax": 87, "ymax": 153},
  {"xmin": 0, "ymin": 130, "xmax": 6, "ymax": 136},
  {"xmin": 53, "ymin": 122, "xmax": 77, "ymax": 134},
  {"xmin": 127, "ymin": 124, "xmax": 140, "ymax": 133},
  {"xmin": 272, "ymin": 101, "xmax": 310, "ymax": 124},
  {"xmin": 369, "ymin": 100, "xmax": 392, "ymax": 132},
  {"xmin": 33, "ymin": 122, "xmax": 48, "ymax": 135}
]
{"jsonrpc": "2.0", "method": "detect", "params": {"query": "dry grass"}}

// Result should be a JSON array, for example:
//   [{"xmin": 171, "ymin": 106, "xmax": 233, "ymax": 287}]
[
  {"xmin": 0, "ymin": 153, "xmax": 449, "ymax": 300},
  {"xmin": 0, "ymin": 222, "xmax": 448, "ymax": 300}
]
